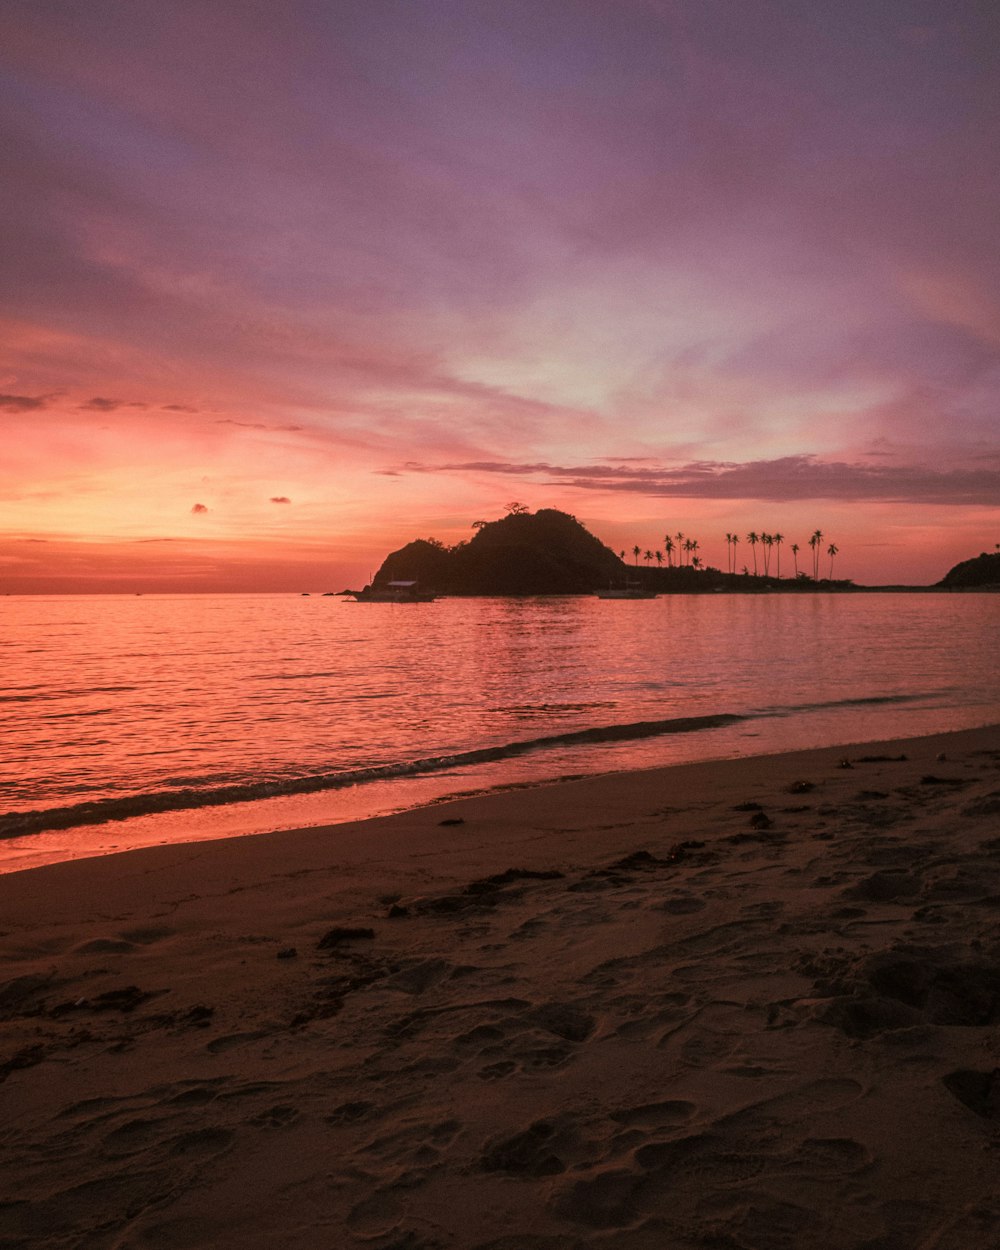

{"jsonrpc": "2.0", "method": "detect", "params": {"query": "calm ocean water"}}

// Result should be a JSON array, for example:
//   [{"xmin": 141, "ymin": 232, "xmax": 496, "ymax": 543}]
[{"xmin": 1, "ymin": 592, "xmax": 996, "ymax": 871}]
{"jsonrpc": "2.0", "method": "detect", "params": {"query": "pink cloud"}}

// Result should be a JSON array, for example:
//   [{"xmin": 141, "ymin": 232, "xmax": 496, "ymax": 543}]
[
  {"xmin": 402, "ymin": 455, "xmax": 1000, "ymax": 506},
  {"xmin": 0, "ymin": 393, "xmax": 49, "ymax": 411}
]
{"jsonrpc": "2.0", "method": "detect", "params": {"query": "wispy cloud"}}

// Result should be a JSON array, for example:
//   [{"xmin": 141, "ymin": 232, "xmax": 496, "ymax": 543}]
[
  {"xmin": 0, "ymin": 393, "xmax": 49, "ymax": 411},
  {"xmin": 402, "ymin": 455, "xmax": 1000, "ymax": 506},
  {"xmin": 215, "ymin": 419, "xmax": 303, "ymax": 432},
  {"xmin": 190, "ymin": 502, "xmax": 209, "ymax": 514},
  {"xmin": 269, "ymin": 495, "xmax": 291, "ymax": 504},
  {"xmin": 80, "ymin": 396, "xmax": 130, "ymax": 411}
]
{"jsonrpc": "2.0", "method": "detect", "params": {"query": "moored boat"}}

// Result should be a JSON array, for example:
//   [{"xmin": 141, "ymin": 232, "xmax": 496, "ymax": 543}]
[
  {"xmin": 595, "ymin": 580, "xmax": 658, "ymax": 600},
  {"xmin": 344, "ymin": 580, "xmax": 437, "ymax": 603}
]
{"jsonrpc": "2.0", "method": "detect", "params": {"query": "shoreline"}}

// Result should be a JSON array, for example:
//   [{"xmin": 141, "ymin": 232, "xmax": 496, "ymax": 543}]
[
  {"xmin": 6, "ymin": 712, "xmax": 998, "ymax": 876},
  {"xmin": 4, "ymin": 723, "xmax": 1000, "ymax": 1248}
]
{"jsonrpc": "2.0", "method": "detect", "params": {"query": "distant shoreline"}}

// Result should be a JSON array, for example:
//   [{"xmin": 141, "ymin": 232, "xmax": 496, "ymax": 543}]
[{"xmin": 8, "ymin": 585, "xmax": 1000, "ymax": 596}]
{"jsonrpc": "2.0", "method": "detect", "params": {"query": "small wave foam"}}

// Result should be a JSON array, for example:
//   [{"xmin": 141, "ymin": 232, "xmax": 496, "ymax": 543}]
[
  {"xmin": 0, "ymin": 712, "xmax": 746, "ymax": 839},
  {"xmin": 758, "ymin": 692, "xmax": 938, "ymax": 717}
]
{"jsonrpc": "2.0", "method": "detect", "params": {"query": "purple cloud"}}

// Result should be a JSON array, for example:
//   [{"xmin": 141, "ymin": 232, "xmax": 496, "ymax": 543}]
[
  {"xmin": 0, "ymin": 393, "xmax": 48, "ymax": 411},
  {"xmin": 402, "ymin": 455, "xmax": 1000, "ymax": 506},
  {"xmin": 215, "ymin": 419, "xmax": 304, "ymax": 432},
  {"xmin": 80, "ymin": 397, "xmax": 125, "ymax": 411}
]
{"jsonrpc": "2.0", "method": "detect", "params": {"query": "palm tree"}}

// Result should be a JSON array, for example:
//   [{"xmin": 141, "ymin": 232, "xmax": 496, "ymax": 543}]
[
  {"xmin": 809, "ymin": 530, "xmax": 823, "ymax": 580},
  {"xmin": 791, "ymin": 542, "xmax": 800, "ymax": 578},
  {"xmin": 655, "ymin": 550, "xmax": 663, "ymax": 569},
  {"xmin": 731, "ymin": 532, "xmax": 739, "ymax": 575},
  {"xmin": 632, "ymin": 544, "xmax": 641, "ymax": 566},
  {"xmin": 773, "ymin": 532, "xmax": 784, "ymax": 579},
  {"xmin": 644, "ymin": 550, "xmax": 654, "ymax": 568},
  {"xmin": 691, "ymin": 555, "xmax": 702, "ymax": 569},
  {"xmin": 675, "ymin": 532, "xmax": 685, "ymax": 565},
  {"xmin": 724, "ymin": 532, "xmax": 734, "ymax": 574},
  {"xmin": 747, "ymin": 531, "xmax": 759, "ymax": 576},
  {"xmin": 762, "ymin": 533, "xmax": 773, "ymax": 577},
  {"xmin": 664, "ymin": 536, "xmax": 675, "ymax": 568},
  {"xmin": 683, "ymin": 538, "xmax": 695, "ymax": 565},
  {"xmin": 827, "ymin": 543, "xmax": 839, "ymax": 579}
]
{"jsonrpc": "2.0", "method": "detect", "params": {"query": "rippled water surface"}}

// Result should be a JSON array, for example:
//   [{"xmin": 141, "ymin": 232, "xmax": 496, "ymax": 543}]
[{"xmin": 1, "ymin": 592, "xmax": 996, "ymax": 869}]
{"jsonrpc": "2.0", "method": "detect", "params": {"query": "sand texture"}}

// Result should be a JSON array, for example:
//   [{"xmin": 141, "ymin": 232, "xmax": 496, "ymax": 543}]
[{"xmin": 3, "ymin": 725, "xmax": 1000, "ymax": 1249}]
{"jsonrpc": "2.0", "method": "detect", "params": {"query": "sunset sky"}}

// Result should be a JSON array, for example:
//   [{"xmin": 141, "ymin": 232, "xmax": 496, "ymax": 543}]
[{"xmin": 2, "ymin": 0, "xmax": 998, "ymax": 591}]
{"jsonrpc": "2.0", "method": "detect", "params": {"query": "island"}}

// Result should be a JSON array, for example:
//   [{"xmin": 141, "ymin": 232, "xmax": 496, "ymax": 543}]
[
  {"xmin": 347, "ymin": 507, "xmax": 997, "ymax": 597},
  {"xmin": 363, "ymin": 507, "xmax": 851, "ymax": 596}
]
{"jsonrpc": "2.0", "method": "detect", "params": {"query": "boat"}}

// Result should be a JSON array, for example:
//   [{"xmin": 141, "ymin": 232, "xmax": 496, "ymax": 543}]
[
  {"xmin": 595, "ymin": 580, "xmax": 658, "ymax": 600},
  {"xmin": 344, "ymin": 580, "xmax": 437, "ymax": 603}
]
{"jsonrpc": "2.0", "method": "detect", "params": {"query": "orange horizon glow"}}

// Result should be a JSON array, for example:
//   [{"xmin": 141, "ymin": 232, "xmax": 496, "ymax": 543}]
[{"xmin": 1, "ymin": 3, "xmax": 997, "ymax": 592}]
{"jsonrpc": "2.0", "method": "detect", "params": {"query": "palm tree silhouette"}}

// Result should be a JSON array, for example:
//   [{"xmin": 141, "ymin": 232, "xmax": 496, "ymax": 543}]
[
  {"xmin": 655, "ymin": 550, "xmax": 663, "ymax": 569},
  {"xmin": 827, "ymin": 543, "xmax": 839, "ymax": 579},
  {"xmin": 633, "ymin": 544, "xmax": 641, "ymax": 566},
  {"xmin": 773, "ymin": 532, "xmax": 784, "ymax": 579},
  {"xmin": 644, "ymin": 550, "xmax": 654, "ymax": 568},
  {"xmin": 731, "ymin": 532, "xmax": 739, "ymax": 574},
  {"xmin": 762, "ymin": 533, "xmax": 773, "ymax": 577},
  {"xmin": 747, "ymin": 532, "xmax": 759, "ymax": 576},
  {"xmin": 809, "ymin": 530, "xmax": 824, "ymax": 580},
  {"xmin": 724, "ymin": 532, "xmax": 734, "ymax": 574},
  {"xmin": 664, "ymin": 536, "xmax": 675, "ymax": 568},
  {"xmin": 675, "ymin": 532, "xmax": 685, "ymax": 566},
  {"xmin": 691, "ymin": 555, "xmax": 702, "ymax": 570},
  {"xmin": 791, "ymin": 542, "xmax": 800, "ymax": 578}
]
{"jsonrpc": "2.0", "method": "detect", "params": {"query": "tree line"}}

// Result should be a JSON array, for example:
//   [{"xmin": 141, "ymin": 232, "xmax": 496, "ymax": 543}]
[{"xmin": 622, "ymin": 529, "xmax": 839, "ymax": 580}]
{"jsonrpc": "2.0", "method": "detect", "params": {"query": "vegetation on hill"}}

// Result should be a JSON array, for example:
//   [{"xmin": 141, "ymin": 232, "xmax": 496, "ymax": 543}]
[
  {"xmin": 938, "ymin": 551, "xmax": 1000, "ymax": 589},
  {"xmin": 371, "ymin": 506, "xmax": 853, "ymax": 595},
  {"xmin": 375, "ymin": 507, "xmax": 623, "ymax": 595}
]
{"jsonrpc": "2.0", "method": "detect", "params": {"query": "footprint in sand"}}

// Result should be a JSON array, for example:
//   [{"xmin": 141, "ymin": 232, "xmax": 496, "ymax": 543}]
[
  {"xmin": 249, "ymin": 1103, "xmax": 299, "ymax": 1128},
  {"xmin": 480, "ymin": 1121, "xmax": 566, "ymax": 1178},
  {"xmin": 164, "ymin": 1078, "xmax": 227, "ymax": 1107},
  {"xmin": 610, "ymin": 1099, "xmax": 697, "ymax": 1129},
  {"xmin": 723, "ymin": 1075, "xmax": 865, "ymax": 1123},
  {"xmin": 166, "ymin": 1126, "xmax": 235, "ymax": 1158},
  {"xmin": 385, "ymin": 958, "xmax": 455, "ymax": 994},
  {"xmin": 101, "ymin": 1116, "xmax": 172, "ymax": 1158},
  {"xmin": 325, "ymin": 1099, "xmax": 376, "ymax": 1124},
  {"xmin": 656, "ymin": 895, "xmax": 706, "ymax": 915},
  {"xmin": 550, "ymin": 1166, "xmax": 644, "ymax": 1229},
  {"xmin": 789, "ymin": 1135, "xmax": 873, "ymax": 1175},
  {"xmin": 72, "ymin": 937, "xmax": 137, "ymax": 954},
  {"xmin": 118, "ymin": 926, "xmax": 175, "ymax": 944},
  {"xmin": 205, "ymin": 1030, "xmax": 269, "ymax": 1054},
  {"xmin": 346, "ymin": 1186, "xmax": 404, "ymax": 1238}
]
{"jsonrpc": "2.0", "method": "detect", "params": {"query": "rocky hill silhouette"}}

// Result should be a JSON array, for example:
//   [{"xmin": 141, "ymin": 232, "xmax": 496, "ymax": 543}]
[
  {"xmin": 938, "ymin": 551, "xmax": 1000, "ymax": 589},
  {"xmin": 373, "ymin": 508, "xmax": 626, "ymax": 595}
]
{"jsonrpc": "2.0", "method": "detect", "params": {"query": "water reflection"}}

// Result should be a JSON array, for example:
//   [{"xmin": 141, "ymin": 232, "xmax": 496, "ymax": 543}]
[{"xmin": 0, "ymin": 592, "xmax": 996, "ymax": 871}]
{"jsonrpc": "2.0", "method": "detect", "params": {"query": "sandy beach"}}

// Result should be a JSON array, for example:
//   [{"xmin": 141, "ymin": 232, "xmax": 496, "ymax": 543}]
[{"xmin": 3, "ymin": 724, "xmax": 1000, "ymax": 1249}]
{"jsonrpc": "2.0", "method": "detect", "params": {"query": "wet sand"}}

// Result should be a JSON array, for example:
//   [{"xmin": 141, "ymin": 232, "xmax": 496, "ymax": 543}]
[{"xmin": 3, "ymin": 724, "xmax": 1000, "ymax": 1249}]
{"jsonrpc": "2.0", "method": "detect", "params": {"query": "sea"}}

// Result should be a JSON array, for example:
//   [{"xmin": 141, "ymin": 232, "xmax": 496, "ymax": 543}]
[{"xmin": 1, "ymin": 591, "xmax": 997, "ymax": 873}]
